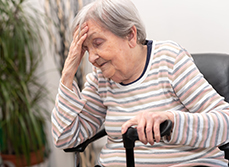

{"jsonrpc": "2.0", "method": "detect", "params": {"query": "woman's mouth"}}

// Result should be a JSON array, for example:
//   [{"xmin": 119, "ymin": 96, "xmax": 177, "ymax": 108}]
[{"xmin": 100, "ymin": 62, "xmax": 107, "ymax": 67}]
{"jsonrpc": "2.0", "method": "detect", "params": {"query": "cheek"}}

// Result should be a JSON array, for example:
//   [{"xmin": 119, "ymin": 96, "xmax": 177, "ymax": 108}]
[
  {"xmin": 99, "ymin": 40, "xmax": 128, "ymax": 63},
  {"xmin": 97, "ymin": 47, "xmax": 114, "ymax": 60},
  {"xmin": 112, "ymin": 49, "xmax": 128, "ymax": 67}
]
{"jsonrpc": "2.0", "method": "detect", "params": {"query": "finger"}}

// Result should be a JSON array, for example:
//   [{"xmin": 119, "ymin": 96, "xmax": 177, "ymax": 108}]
[
  {"xmin": 74, "ymin": 26, "xmax": 88, "ymax": 42},
  {"xmin": 73, "ymin": 22, "xmax": 87, "ymax": 34},
  {"xmin": 145, "ymin": 119, "xmax": 154, "ymax": 145},
  {"xmin": 67, "ymin": 32, "xmax": 87, "ymax": 63},
  {"xmin": 75, "ymin": 33, "xmax": 87, "ymax": 57},
  {"xmin": 153, "ymin": 120, "xmax": 161, "ymax": 143},
  {"xmin": 70, "ymin": 26, "xmax": 88, "ymax": 53},
  {"xmin": 73, "ymin": 25, "xmax": 80, "ymax": 39},
  {"xmin": 121, "ymin": 118, "xmax": 137, "ymax": 134},
  {"xmin": 77, "ymin": 23, "xmax": 88, "ymax": 38},
  {"xmin": 137, "ymin": 117, "xmax": 147, "ymax": 144},
  {"xmin": 77, "ymin": 32, "xmax": 87, "ymax": 44},
  {"xmin": 73, "ymin": 22, "xmax": 87, "ymax": 39}
]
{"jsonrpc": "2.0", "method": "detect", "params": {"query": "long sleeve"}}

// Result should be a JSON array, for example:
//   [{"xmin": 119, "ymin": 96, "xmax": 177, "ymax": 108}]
[
  {"xmin": 52, "ymin": 68, "xmax": 107, "ymax": 149},
  {"xmin": 167, "ymin": 47, "xmax": 229, "ymax": 148}
]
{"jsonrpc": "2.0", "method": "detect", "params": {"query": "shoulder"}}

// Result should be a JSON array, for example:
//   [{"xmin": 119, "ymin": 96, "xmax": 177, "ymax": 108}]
[
  {"xmin": 153, "ymin": 40, "xmax": 192, "ymax": 61},
  {"xmin": 154, "ymin": 40, "xmax": 184, "ymax": 55},
  {"xmin": 151, "ymin": 40, "xmax": 181, "ymax": 64}
]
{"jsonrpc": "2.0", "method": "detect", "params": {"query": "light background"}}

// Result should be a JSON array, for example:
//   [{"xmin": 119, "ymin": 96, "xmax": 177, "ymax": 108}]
[{"xmin": 131, "ymin": 0, "xmax": 229, "ymax": 53}]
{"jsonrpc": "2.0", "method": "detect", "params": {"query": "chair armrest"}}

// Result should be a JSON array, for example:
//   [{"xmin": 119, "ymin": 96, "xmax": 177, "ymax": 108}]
[
  {"xmin": 64, "ymin": 128, "xmax": 107, "ymax": 152},
  {"xmin": 219, "ymin": 143, "xmax": 229, "ymax": 160},
  {"xmin": 63, "ymin": 120, "xmax": 172, "ymax": 153},
  {"xmin": 219, "ymin": 143, "xmax": 229, "ymax": 151}
]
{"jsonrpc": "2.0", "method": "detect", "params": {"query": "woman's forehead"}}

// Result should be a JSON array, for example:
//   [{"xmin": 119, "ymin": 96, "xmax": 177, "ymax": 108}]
[{"xmin": 86, "ymin": 19, "xmax": 109, "ymax": 36}]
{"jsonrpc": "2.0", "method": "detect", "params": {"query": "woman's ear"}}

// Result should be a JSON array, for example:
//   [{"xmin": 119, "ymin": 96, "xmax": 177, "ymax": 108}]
[{"xmin": 127, "ymin": 26, "xmax": 137, "ymax": 48}]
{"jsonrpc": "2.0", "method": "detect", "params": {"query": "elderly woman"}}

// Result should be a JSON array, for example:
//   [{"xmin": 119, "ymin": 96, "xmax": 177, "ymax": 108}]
[{"xmin": 52, "ymin": 0, "xmax": 229, "ymax": 166}]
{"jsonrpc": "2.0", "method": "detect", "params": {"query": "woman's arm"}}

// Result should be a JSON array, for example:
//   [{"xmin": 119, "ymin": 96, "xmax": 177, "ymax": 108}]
[
  {"xmin": 51, "ymin": 23, "xmax": 106, "ymax": 149},
  {"xmin": 52, "ymin": 69, "xmax": 107, "ymax": 149},
  {"xmin": 167, "ymin": 49, "xmax": 229, "ymax": 148}
]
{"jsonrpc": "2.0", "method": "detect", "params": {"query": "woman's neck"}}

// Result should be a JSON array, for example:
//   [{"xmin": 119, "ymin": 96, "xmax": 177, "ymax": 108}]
[{"xmin": 121, "ymin": 44, "xmax": 148, "ymax": 85}]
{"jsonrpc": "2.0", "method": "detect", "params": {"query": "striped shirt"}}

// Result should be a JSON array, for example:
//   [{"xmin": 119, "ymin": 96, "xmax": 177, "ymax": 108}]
[{"xmin": 52, "ymin": 40, "xmax": 229, "ymax": 166}]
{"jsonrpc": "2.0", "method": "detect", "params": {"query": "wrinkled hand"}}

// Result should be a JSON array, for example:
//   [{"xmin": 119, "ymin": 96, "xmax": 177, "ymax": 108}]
[
  {"xmin": 121, "ymin": 111, "xmax": 174, "ymax": 145},
  {"xmin": 61, "ymin": 23, "xmax": 88, "ymax": 89}
]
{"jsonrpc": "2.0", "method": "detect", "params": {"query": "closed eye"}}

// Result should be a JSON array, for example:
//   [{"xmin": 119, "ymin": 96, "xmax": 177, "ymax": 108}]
[{"xmin": 93, "ymin": 38, "xmax": 104, "ymax": 47}]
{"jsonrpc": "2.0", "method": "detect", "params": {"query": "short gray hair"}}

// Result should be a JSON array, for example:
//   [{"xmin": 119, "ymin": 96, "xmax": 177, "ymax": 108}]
[{"xmin": 72, "ymin": 0, "xmax": 146, "ymax": 44}]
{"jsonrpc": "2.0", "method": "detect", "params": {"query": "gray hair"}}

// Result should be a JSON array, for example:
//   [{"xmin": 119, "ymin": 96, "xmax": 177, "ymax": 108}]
[{"xmin": 72, "ymin": 0, "xmax": 146, "ymax": 44}]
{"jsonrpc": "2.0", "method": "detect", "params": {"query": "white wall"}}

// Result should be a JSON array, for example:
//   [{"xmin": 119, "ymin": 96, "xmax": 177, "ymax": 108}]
[{"xmin": 131, "ymin": 0, "xmax": 229, "ymax": 53}]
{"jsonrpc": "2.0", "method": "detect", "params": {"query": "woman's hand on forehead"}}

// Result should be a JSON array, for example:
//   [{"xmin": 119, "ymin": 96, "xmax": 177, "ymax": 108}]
[{"xmin": 61, "ymin": 22, "xmax": 88, "ymax": 89}]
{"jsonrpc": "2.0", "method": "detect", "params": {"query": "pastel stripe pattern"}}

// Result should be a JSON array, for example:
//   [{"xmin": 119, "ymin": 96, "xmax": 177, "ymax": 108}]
[{"xmin": 52, "ymin": 40, "xmax": 229, "ymax": 166}]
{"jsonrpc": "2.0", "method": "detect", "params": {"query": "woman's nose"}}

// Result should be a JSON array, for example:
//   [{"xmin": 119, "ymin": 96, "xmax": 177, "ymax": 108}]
[{"xmin": 88, "ymin": 51, "xmax": 99, "ymax": 64}]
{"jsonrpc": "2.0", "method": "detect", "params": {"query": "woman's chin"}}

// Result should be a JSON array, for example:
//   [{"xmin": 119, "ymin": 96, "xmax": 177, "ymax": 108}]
[{"xmin": 104, "ymin": 74, "xmax": 120, "ymax": 83}]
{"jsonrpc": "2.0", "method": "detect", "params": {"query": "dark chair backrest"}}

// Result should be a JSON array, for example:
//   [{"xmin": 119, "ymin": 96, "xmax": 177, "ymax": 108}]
[{"xmin": 192, "ymin": 53, "xmax": 229, "ymax": 102}]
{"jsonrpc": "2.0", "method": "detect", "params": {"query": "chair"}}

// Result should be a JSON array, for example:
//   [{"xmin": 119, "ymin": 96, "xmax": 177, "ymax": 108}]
[{"xmin": 64, "ymin": 53, "xmax": 229, "ymax": 167}]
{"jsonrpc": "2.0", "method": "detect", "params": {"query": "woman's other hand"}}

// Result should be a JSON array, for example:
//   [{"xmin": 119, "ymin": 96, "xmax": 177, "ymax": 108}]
[
  {"xmin": 61, "ymin": 23, "xmax": 88, "ymax": 89},
  {"xmin": 121, "ymin": 111, "xmax": 174, "ymax": 145}
]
